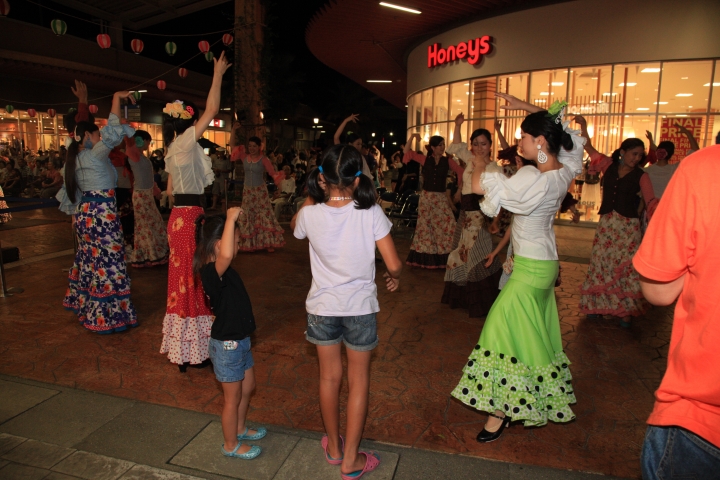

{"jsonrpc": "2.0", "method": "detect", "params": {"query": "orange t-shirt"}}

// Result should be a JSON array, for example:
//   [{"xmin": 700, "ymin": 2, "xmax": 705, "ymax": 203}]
[{"xmin": 633, "ymin": 145, "xmax": 720, "ymax": 448}]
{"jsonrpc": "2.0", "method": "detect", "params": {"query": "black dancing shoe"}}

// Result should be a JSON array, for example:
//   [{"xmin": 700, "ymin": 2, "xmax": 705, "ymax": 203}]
[
  {"xmin": 188, "ymin": 359, "xmax": 212, "ymax": 369},
  {"xmin": 476, "ymin": 413, "xmax": 511, "ymax": 443},
  {"xmin": 178, "ymin": 363, "xmax": 188, "ymax": 373}
]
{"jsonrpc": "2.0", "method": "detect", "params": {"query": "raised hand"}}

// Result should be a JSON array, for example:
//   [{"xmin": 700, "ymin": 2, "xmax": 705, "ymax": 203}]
[
  {"xmin": 115, "ymin": 91, "xmax": 136, "ymax": 104},
  {"xmin": 71, "ymin": 80, "xmax": 88, "ymax": 104},
  {"xmin": 496, "ymin": 92, "xmax": 525, "ymax": 111},
  {"xmin": 343, "ymin": 114, "xmax": 360, "ymax": 125},
  {"xmin": 227, "ymin": 206, "xmax": 243, "ymax": 221},
  {"xmin": 494, "ymin": 119, "xmax": 502, "ymax": 132},
  {"xmin": 574, "ymin": 115, "xmax": 587, "ymax": 127},
  {"xmin": 454, "ymin": 112, "xmax": 465, "ymax": 126},
  {"xmin": 214, "ymin": 50, "xmax": 232, "ymax": 77},
  {"xmin": 645, "ymin": 130, "xmax": 654, "ymax": 142}
]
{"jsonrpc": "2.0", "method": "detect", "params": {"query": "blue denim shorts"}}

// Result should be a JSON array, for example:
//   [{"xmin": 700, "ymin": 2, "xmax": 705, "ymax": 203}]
[
  {"xmin": 641, "ymin": 425, "xmax": 720, "ymax": 480},
  {"xmin": 305, "ymin": 314, "xmax": 378, "ymax": 351},
  {"xmin": 208, "ymin": 337, "xmax": 254, "ymax": 383}
]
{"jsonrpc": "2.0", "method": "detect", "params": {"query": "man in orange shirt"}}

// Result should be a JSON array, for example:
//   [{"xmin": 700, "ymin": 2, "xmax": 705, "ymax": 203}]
[{"xmin": 633, "ymin": 145, "xmax": 720, "ymax": 479}]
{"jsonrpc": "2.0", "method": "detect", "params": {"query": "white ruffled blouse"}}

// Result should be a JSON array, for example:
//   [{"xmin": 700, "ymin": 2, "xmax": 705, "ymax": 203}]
[
  {"xmin": 478, "ymin": 126, "xmax": 585, "ymax": 261},
  {"xmin": 445, "ymin": 142, "xmax": 503, "ymax": 195}
]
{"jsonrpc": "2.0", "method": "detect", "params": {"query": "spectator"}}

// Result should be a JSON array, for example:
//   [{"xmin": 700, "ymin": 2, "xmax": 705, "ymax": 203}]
[
  {"xmin": 40, "ymin": 159, "xmax": 63, "ymax": 198},
  {"xmin": 272, "ymin": 165, "xmax": 296, "ymax": 220},
  {"xmin": 210, "ymin": 151, "xmax": 232, "ymax": 210},
  {"xmin": 633, "ymin": 144, "xmax": 720, "ymax": 479}
]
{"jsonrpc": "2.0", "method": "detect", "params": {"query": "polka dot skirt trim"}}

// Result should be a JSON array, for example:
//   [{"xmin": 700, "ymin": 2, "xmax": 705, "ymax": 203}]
[{"xmin": 160, "ymin": 313, "xmax": 214, "ymax": 365}]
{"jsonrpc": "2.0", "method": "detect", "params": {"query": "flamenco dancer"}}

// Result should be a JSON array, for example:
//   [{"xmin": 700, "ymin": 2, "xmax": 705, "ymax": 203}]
[
  {"xmin": 230, "ymin": 123, "xmax": 285, "ymax": 252},
  {"xmin": 56, "ymin": 85, "xmax": 138, "ymax": 334},
  {"xmin": 452, "ymin": 95, "xmax": 583, "ymax": 442},
  {"xmin": 160, "ymin": 51, "xmax": 231, "ymax": 372},
  {"xmin": 403, "ymin": 133, "xmax": 464, "ymax": 268},
  {"xmin": 126, "ymin": 130, "xmax": 169, "ymax": 267},
  {"xmin": 442, "ymin": 113, "xmax": 504, "ymax": 316}
]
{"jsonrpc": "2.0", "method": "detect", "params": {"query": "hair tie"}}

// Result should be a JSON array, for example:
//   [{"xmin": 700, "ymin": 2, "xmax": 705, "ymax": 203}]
[
  {"xmin": 318, "ymin": 166, "xmax": 323, "ymax": 174},
  {"xmin": 355, "ymin": 170, "xmax": 362, "ymax": 177}
]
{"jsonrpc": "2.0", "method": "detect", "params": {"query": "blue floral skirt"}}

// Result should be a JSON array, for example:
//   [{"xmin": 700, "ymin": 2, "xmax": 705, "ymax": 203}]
[{"xmin": 63, "ymin": 189, "xmax": 138, "ymax": 333}]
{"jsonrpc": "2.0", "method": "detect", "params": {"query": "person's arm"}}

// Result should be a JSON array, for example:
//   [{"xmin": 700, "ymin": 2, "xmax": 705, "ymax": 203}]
[
  {"xmin": 333, "ymin": 114, "xmax": 359, "ymax": 145},
  {"xmin": 195, "ymin": 51, "xmax": 232, "ymax": 141},
  {"xmin": 638, "ymin": 274, "xmax": 686, "ymax": 306},
  {"xmin": 645, "ymin": 131, "xmax": 657, "ymax": 151},
  {"xmin": 403, "ymin": 134, "xmax": 425, "ymax": 165},
  {"xmin": 484, "ymin": 226, "xmax": 512, "ymax": 267},
  {"xmin": 574, "ymin": 115, "xmax": 600, "ymax": 158},
  {"xmin": 639, "ymin": 173, "xmax": 659, "ymax": 220},
  {"xmin": 675, "ymin": 122, "xmax": 700, "ymax": 152},
  {"xmin": 376, "ymin": 233, "xmax": 402, "ymax": 292},
  {"xmin": 262, "ymin": 156, "xmax": 285, "ymax": 185},
  {"xmin": 214, "ymin": 207, "xmax": 242, "ymax": 277},
  {"xmin": 452, "ymin": 113, "xmax": 464, "ymax": 144},
  {"xmin": 71, "ymin": 80, "xmax": 89, "ymax": 122},
  {"xmin": 495, "ymin": 119, "xmax": 510, "ymax": 150},
  {"xmin": 495, "ymin": 92, "xmax": 543, "ymax": 114}
]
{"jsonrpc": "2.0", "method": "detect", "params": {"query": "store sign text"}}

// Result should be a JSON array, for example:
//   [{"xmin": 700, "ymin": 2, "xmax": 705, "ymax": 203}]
[{"xmin": 427, "ymin": 36, "xmax": 493, "ymax": 69}]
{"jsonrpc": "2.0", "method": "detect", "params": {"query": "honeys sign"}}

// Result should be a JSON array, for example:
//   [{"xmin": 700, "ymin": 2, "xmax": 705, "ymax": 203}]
[{"xmin": 427, "ymin": 36, "xmax": 493, "ymax": 69}]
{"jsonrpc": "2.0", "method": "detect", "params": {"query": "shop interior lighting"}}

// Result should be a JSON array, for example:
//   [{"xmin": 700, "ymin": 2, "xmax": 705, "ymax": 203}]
[
  {"xmin": 379, "ymin": 2, "xmax": 422, "ymax": 14},
  {"xmin": 676, "ymin": 114, "xmax": 688, "ymax": 117},
  {"xmin": 681, "ymin": 77, "xmax": 688, "ymax": 80},
  {"xmin": 539, "ymin": 92, "xmax": 550, "ymax": 96},
  {"xmin": 366, "ymin": 80, "xmax": 392, "ymax": 83},
  {"xmin": 551, "ymin": 82, "xmax": 564, "ymax": 86},
  {"xmin": 675, "ymin": 93, "xmax": 693, "ymax": 97},
  {"xmin": 641, "ymin": 68, "xmax": 661, "ymax": 73},
  {"xmin": 703, "ymin": 82, "xmax": 720, "ymax": 86},
  {"xmin": 654, "ymin": 102, "xmax": 668, "ymax": 105},
  {"xmin": 618, "ymin": 83, "xmax": 637, "ymax": 87},
  {"xmin": 636, "ymin": 108, "xmax": 649, "ymax": 111},
  {"xmin": 313, "ymin": 118, "xmax": 319, "ymax": 123}
]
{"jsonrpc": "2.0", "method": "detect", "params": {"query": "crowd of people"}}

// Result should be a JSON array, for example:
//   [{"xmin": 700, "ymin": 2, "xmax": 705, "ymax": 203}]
[{"xmin": 5, "ymin": 56, "xmax": 718, "ymax": 478}]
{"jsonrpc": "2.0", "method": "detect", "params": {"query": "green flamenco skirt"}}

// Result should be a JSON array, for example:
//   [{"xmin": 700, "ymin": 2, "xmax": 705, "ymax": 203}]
[{"xmin": 451, "ymin": 255, "xmax": 577, "ymax": 427}]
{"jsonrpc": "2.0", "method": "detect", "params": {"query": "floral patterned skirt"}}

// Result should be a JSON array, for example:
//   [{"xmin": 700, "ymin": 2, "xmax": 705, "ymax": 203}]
[
  {"xmin": 160, "ymin": 206, "xmax": 214, "ymax": 365},
  {"xmin": 579, "ymin": 211, "xmax": 649, "ymax": 317},
  {"xmin": 452, "ymin": 255, "xmax": 576, "ymax": 427},
  {"xmin": 63, "ymin": 189, "xmax": 138, "ymax": 333},
  {"xmin": 442, "ymin": 208, "xmax": 502, "ymax": 317},
  {"xmin": 127, "ymin": 188, "xmax": 169, "ymax": 268},
  {"xmin": 407, "ymin": 191, "xmax": 455, "ymax": 269},
  {"xmin": 0, "ymin": 186, "xmax": 11, "ymax": 225},
  {"xmin": 238, "ymin": 185, "xmax": 285, "ymax": 251}
]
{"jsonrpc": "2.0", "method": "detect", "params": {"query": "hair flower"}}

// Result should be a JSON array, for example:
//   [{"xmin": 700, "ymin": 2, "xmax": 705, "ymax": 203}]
[
  {"xmin": 547, "ymin": 100, "xmax": 568, "ymax": 125},
  {"xmin": 163, "ymin": 100, "xmax": 193, "ymax": 120},
  {"xmin": 186, "ymin": 105, "xmax": 194, "ymax": 116}
]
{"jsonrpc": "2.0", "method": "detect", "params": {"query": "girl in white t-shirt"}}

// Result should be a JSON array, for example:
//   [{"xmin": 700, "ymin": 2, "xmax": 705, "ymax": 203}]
[{"xmin": 292, "ymin": 145, "xmax": 402, "ymax": 480}]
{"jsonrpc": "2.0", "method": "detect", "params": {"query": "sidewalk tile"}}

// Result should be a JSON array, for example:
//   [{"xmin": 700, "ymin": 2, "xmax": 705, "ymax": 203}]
[
  {"xmin": 0, "ymin": 462, "xmax": 50, "ymax": 480},
  {"xmin": 170, "ymin": 421, "xmax": 298, "ymax": 480},
  {"xmin": 52, "ymin": 451, "xmax": 134, "ymax": 480},
  {"xmin": 0, "ymin": 433, "xmax": 26, "ymax": 455},
  {"xmin": 45, "ymin": 473, "xmax": 83, "ymax": 479},
  {"xmin": 508, "ymin": 464, "xmax": 625, "ymax": 479},
  {"xmin": 119, "ymin": 464, "xmax": 205, "ymax": 480},
  {"xmin": 273, "ymin": 437, "xmax": 398, "ymax": 480},
  {"xmin": 0, "ymin": 459, "xmax": 8, "ymax": 469},
  {"xmin": 391, "ymin": 448, "xmax": 509, "ymax": 480},
  {"xmin": 0, "ymin": 391, "xmax": 135, "ymax": 447},
  {"xmin": 0, "ymin": 380, "xmax": 59, "ymax": 423},
  {"xmin": 1, "ymin": 439, "xmax": 75, "ymax": 469}
]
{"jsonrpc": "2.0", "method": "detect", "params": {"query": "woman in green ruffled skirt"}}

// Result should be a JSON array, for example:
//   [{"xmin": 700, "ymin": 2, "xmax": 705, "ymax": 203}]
[{"xmin": 451, "ymin": 94, "xmax": 584, "ymax": 442}]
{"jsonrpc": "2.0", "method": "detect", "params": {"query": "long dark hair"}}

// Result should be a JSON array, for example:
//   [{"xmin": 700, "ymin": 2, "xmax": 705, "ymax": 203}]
[
  {"xmin": 192, "ymin": 214, "xmax": 228, "ymax": 274},
  {"xmin": 520, "ymin": 111, "xmax": 574, "ymax": 155},
  {"xmin": 306, "ymin": 144, "xmax": 376, "ymax": 209},
  {"xmin": 63, "ymin": 110, "xmax": 98, "ymax": 203},
  {"xmin": 612, "ymin": 138, "xmax": 646, "ymax": 164},
  {"xmin": 470, "ymin": 128, "xmax": 492, "ymax": 143},
  {"xmin": 162, "ymin": 100, "xmax": 199, "ymax": 149}
]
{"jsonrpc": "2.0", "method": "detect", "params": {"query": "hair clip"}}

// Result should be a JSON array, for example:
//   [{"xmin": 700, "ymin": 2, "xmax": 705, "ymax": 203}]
[
  {"xmin": 318, "ymin": 166, "xmax": 324, "ymax": 173},
  {"xmin": 355, "ymin": 170, "xmax": 362, "ymax": 177}
]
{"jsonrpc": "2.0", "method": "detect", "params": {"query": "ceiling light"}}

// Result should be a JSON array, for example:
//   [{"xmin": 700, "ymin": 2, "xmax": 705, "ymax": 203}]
[
  {"xmin": 681, "ymin": 77, "xmax": 688, "ymax": 79},
  {"xmin": 602, "ymin": 93, "xmax": 618, "ymax": 96},
  {"xmin": 676, "ymin": 114, "xmax": 688, "ymax": 117},
  {"xmin": 618, "ymin": 83, "xmax": 637, "ymax": 87},
  {"xmin": 367, "ymin": 80, "xmax": 392, "ymax": 83},
  {"xmin": 641, "ymin": 68, "xmax": 661, "ymax": 73},
  {"xmin": 138, "ymin": 90, "xmax": 147, "ymax": 93},
  {"xmin": 551, "ymin": 82, "xmax": 564, "ymax": 86},
  {"xmin": 591, "ymin": 77, "xmax": 598, "ymax": 79},
  {"xmin": 654, "ymin": 102, "xmax": 668, "ymax": 105},
  {"xmin": 371, "ymin": 133, "xmax": 376, "ymax": 137},
  {"xmin": 636, "ymin": 108, "xmax": 649, "ymax": 111},
  {"xmin": 463, "ymin": 83, "xmax": 469, "ymax": 86},
  {"xmin": 221, "ymin": 108, "xmax": 231, "ymax": 111},
  {"xmin": 313, "ymin": 118, "xmax": 319, "ymax": 124},
  {"xmin": 379, "ymin": 2, "xmax": 421, "ymax": 14},
  {"xmin": 704, "ymin": 82, "xmax": 720, "ymax": 87},
  {"xmin": 539, "ymin": 92, "xmax": 550, "ymax": 96},
  {"xmin": 675, "ymin": 93, "xmax": 693, "ymax": 97},
  {"xmin": 389, "ymin": 132, "xmax": 393, "ymax": 136}
]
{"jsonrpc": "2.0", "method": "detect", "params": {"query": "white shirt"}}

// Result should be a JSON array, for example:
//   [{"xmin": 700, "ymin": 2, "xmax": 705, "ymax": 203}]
[
  {"xmin": 446, "ymin": 142, "xmax": 503, "ymax": 194},
  {"xmin": 165, "ymin": 127, "xmax": 214, "ymax": 195},
  {"xmin": 480, "ymin": 126, "xmax": 585, "ymax": 261},
  {"xmin": 294, "ymin": 202, "xmax": 392, "ymax": 316},
  {"xmin": 644, "ymin": 162, "xmax": 679, "ymax": 199},
  {"xmin": 279, "ymin": 177, "xmax": 296, "ymax": 194}
]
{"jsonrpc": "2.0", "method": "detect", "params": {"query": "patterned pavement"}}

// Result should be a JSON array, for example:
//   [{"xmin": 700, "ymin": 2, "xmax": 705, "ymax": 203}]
[{"xmin": 0, "ymin": 210, "xmax": 672, "ymax": 479}]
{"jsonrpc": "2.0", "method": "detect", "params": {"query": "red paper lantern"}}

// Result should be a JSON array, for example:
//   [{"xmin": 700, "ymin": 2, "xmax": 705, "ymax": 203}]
[
  {"xmin": 222, "ymin": 33, "xmax": 233, "ymax": 46},
  {"xmin": 131, "ymin": 39, "xmax": 144, "ymax": 54},
  {"xmin": 0, "ymin": 0, "xmax": 10, "ymax": 16},
  {"xmin": 47, "ymin": 108, "xmax": 56, "ymax": 118},
  {"xmin": 97, "ymin": 34, "xmax": 111, "ymax": 49},
  {"xmin": 198, "ymin": 40, "xmax": 210, "ymax": 53},
  {"xmin": 89, "ymin": 105, "xmax": 98, "ymax": 114},
  {"xmin": 27, "ymin": 108, "xmax": 37, "ymax": 118},
  {"xmin": 178, "ymin": 68, "xmax": 188, "ymax": 78},
  {"xmin": 157, "ymin": 80, "xmax": 166, "ymax": 90}
]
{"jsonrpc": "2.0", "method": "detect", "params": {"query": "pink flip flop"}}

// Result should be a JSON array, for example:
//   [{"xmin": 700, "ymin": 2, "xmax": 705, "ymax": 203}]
[
  {"xmin": 340, "ymin": 451, "xmax": 380, "ymax": 480},
  {"xmin": 321, "ymin": 435, "xmax": 345, "ymax": 465}
]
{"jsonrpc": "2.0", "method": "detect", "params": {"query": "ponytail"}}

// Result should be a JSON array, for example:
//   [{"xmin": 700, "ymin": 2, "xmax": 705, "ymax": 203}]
[
  {"xmin": 309, "ymin": 145, "xmax": 377, "ymax": 210},
  {"xmin": 65, "ymin": 140, "xmax": 80, "ymax": 203}
]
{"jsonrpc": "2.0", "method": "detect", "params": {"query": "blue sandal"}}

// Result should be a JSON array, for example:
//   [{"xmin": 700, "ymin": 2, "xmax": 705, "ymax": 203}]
[
  {"xmin": 237, "ymin": 426, "xmax": 267, "ymax": 441},
  {"xmin": 221, "ymin": 442, "xmax": 261, "ymax": 459}
]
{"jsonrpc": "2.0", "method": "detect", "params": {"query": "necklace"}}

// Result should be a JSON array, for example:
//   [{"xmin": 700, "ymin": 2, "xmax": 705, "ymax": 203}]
[{"xmin": 329, "ymin": 196, "xmax": 353, "ymax": 201}]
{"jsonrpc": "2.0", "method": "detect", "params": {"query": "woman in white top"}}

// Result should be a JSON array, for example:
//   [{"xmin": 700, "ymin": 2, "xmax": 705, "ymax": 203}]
[
  {"xmin": 451, "ymin": 94, "xmax": 584, "ymax": 442},
  {"xmin": 160, "ymin": 51, "xmax": 231, "ymax": 372},
  {"xmin": 442, "ymin": 113, "xmax": 505, "ymax": 317}
]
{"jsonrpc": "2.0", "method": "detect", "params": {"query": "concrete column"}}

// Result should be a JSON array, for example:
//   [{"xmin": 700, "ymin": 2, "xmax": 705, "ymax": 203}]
[{"xmin": 234, "ymin": 0, "xmax": 264, "ymax": 141}]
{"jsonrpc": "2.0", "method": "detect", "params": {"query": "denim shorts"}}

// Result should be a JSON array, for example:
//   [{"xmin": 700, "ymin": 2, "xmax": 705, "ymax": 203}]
[
  {"xmin": 305, "ymin": 314, "xmax": 378, "ymax": 351},
  {"xmin": 208, "ymin": 337, "xmax": 254, "ymax": 383},
  {"xmin": 641, "ymin": 425, "xmax": 720, "ymax": 480}
]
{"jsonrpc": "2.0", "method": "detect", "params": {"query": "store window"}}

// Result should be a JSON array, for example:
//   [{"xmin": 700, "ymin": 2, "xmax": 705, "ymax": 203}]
[
  {"xmin": 422, "ymin": 89, "xmax": 433, "ymax": 125},
  {"xmin": 606, "ymin": 115, "xmax": 657, "ymax": 152},
  {"xmin": 434, "ymin": 86, "xmax": 449, "ymax": 124},
  {"xmin": 658, "ymin": 60, "xmax": 713, "ymax": 114},
  {"xmin": 710, "ymin": 61, "xmax": 720, "ymax": 113},
  {"xmin": 609, "ymin": 63, "xmax": 660, "ymax": 119},
  {"xmin": 497, "ymin": 72, "xmax": 529, "ymax": 102},
  {"xmin": 449, "ymin": 81, "xmax": 469, "ymax": 141},
  {"xmin": 568, "ymin": 66, "xmax": 612, "ymax": 119},
  {"xmin": 409, "ymin": 93, "xmax": 421, "ymax": 130},
  {"xmin": 529, "ymin": 69, "xmax": 568, "ymax": 109}
]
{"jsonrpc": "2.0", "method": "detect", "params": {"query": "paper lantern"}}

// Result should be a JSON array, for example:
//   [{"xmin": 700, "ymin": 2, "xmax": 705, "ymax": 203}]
[
  {"xmin": 0, "ymin": 0, "xmax": 10, "ymax": 16},
  {"xmin": 131, "ymin": 39, "xmax": 144, "ymax": 54},
  {"xmin": 198, "ymin": 40, "xmax": 210, "ymax": 53},
  {"xmin": 4, "ymin": 105, "xmax": 13, "ymax": 114},
  {"xmin": 222, "ymin": 33, "xmax": 233, "ymax": 46},
  {"xmin": 204, "ymin": 51, "xmax": 214, "ymax": 62},
  {"xmin": 27, "ymin": 108, "xmax": 37, "ymax": 117},
  {"xmin": 165, "ymin": 41, "xmax": 177, "ymax": 56},
  {"xmin": 97, "ymin": 34, "xmax": 111, "ymax": 49},
  {"xmin": 88, "ymin": 104, "xmax": 98, "ymax": 114},
  {"xmin": 50, "ymin": 19, "xmax": 67, "ymax": 36},
  {"xmin": 47, "ymin": 108, "xmax": 56, "ymax": 118},
  {"xmin": 178, "ymin": 68, "xmax": 188, "ymax": 78},
  {"xmin": 157, "ymin": 80, "xmax": 166, "ymax": 90},
  {"xmin": 132, "ymin": 91, "xmax": 142, "ymax": 101}
]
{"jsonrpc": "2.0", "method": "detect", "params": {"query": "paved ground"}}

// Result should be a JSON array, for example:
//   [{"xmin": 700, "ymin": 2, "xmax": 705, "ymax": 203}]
[{"xmin": 0, "ymin": 209, "xmax": 672, "ymax": 479}]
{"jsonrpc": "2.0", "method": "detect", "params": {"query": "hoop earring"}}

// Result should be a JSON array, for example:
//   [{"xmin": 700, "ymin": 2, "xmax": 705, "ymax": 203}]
[{"xmin": 537, "ymin": 145, "xmax": 548, "ymax": 164}]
